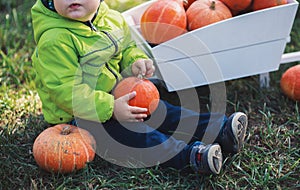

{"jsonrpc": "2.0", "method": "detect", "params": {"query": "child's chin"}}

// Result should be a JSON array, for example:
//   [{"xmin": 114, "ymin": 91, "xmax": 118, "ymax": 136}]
[{"xmin": 67, "ymin": 13, "xmax": 89, "ymax": 22}]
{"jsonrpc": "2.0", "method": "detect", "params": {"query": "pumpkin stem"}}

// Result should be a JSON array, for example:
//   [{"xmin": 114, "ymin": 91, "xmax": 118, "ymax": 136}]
[
  {"xmin": 210, "ymin": 1, "xmax": 216, "ymax": 10},
  {"xmin": 61, "ymin": 125, "xmax": 72, "ymax": 135}
]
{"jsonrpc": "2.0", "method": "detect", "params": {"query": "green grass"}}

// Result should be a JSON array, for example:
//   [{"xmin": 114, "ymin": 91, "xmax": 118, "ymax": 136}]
[{"xmin": 1, "ymin": 1, "xmax": 300, "ymax": 189}]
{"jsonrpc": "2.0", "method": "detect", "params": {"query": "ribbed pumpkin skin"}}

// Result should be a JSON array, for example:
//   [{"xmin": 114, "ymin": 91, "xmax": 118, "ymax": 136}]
[
  {"xmin": 252, "ymin": 0, "xmax": 287, "ymax": 11},
  {"xmin": 219, "ymin": 0, "xmax": 252, "ymax": 11},
  {"xmin": 113, "ymin": 77, "xmax": 160, "ymax": 115},
  {"xmin": 140, "ymin": 0, "xmax": 187, "ymax": 44},
  {"xmin": 33, "ymin": 124, "xmax": 96, "ymax": 173},
  {"xmin": 186, "ymin": 0, "xmax": 232, "ymax": 31},
  {"xmin": 280, "ymin": 65, "xmax": 300, "ymax": 101}
]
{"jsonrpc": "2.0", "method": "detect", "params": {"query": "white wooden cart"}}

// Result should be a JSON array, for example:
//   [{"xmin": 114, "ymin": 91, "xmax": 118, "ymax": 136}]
[{"xmin": 122, "ymin": 0, "xmax": 299, "ymax": 91}]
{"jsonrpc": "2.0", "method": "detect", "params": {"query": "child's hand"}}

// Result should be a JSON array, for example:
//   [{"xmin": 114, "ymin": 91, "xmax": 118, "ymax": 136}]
[
  {"xmin": 132, "ymin": 59, "xmax": 155, "ymax": 78},
  {"xmin": 113, "ymin": 91, "xmax": 148, "ymax": 122}
]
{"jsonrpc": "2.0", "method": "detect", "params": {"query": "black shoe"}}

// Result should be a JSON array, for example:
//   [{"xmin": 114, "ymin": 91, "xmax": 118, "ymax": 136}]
[
  {"xmin": 190, "ymin": 143, "xmax": 223, "ymax": 175},
  {"xmin": 216, "ymin": 112, "xmax": 248, "ymax": 154}
]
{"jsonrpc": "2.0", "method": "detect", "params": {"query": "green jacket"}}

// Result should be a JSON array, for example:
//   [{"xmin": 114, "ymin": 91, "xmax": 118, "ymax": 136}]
[{"xmin": 31, "ymin": 0, "xmax": 148, "ymax": 124}]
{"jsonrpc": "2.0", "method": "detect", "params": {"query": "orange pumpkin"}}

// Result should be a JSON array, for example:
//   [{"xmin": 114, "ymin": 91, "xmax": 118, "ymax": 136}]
[
  {"xmin": 252, "ymin": 0, "xmax": 287, "ymax": 11},
  {"xmin": 33, "ymin": 124, "xmax": 96, "ymax": 173},
  {"xmin": 280, "ymin": 65, "xmax": 300, "ymax": 101},
  {"xmin": 113, "ymin": 77, "xmax": 160, "ymax": 115},
  {"xmin": 186, "ymin": 0, "xmax": 232, "ymax": 31},
  {"xmin": 219, "ymin": 0, "xmax": 252, "ymax": 12},
  {"xmin": 140, "ymin": 0, "xmax": 187, "ymax": 44}
]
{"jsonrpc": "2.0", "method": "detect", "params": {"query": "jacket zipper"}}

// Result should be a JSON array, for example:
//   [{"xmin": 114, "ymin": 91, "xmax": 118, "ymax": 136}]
[
  {"xmin": 105, "ymin": 62, "xmax": 120, "ymax": 84},
  {"xmin": 86, "ymin": 20, "xmax": 97, "ymax": 31},
  {"xmin": 85, "ymin": 21, "xmax": 119, "ymax": 56},
  {"xmin": 101, "ymin": 30, "xmax": 120, "ymax": 84},
  {"xmin": 85, "ymin": 21, "xmax": 121, "ymax": 85},
  {"xmin": 101, "ymin": 30, "xmax": 119, "ymax": 55}
]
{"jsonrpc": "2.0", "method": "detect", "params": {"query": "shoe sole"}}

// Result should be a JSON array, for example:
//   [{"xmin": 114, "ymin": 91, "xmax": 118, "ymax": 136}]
[
  {"xmin": 231, "ymin": 112, "xmax": 248, "ymax": 152},
  {"xmin": 206, "ymin": 144, "xmax": 223, "ymax": 175}
]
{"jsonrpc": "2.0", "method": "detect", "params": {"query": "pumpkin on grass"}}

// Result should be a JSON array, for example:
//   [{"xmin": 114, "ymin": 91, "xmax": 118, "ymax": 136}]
[
  {"xmin": 140, "ymin": 0, "xmax": 187, "ymax": 44},
  {"xmin": 280, "ymin": 65, "xmax": 300, "ymax": 101},
  {"xmin": 113, "ymin": 76, "xmax": 160, "ymax": 115},
  {"xmin": 33, "ymin": 124, "xmax": 96, "ymax": 173},
  {"xmin": 186, "ymin": 0, "xmax": 232, "ymax": 31}
]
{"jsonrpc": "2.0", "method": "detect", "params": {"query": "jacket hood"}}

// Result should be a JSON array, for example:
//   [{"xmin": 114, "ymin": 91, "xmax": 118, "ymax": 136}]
[{"xmin": 31, "ymin": 0, "xmax": 109, "ymax": 43}]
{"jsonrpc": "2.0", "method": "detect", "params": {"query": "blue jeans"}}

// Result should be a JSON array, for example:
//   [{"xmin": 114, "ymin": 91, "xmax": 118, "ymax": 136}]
[{"xmin": 72, "ymin": 100, "xmax": 227, "ymax": 169}]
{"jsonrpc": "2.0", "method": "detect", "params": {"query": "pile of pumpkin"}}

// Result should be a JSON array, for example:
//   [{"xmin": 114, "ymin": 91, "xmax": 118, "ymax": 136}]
[{"xmin": 140, "ymin": 0, "xmax": 288, "ymax": 44}]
